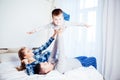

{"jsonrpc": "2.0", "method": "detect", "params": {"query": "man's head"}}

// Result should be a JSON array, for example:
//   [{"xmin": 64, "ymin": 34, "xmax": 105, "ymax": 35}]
[
  {"xmin": 52, "ymin": 8, "xmax": 64, "ymax": 26},
  {"xmin": 35, "ymin": 62, "xmax": 54, "ymax": 74}
]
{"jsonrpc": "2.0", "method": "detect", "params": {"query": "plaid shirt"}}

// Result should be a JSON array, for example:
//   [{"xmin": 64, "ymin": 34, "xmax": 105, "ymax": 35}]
[{"xmin": 25, "ymin": 37, "xmax": 54, "ymax": 75}]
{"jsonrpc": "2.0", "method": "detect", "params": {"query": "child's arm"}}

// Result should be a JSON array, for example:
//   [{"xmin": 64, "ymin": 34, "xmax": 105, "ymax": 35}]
[
  {"xmin": 65, "ymin": 21, "xmax": 91, "ymax": 28},
  {"xmin": 75, "ymin": 23, "xmax": 91, "ymax": 28},
  {"xmin": 26, "ymin": 28, "xmax": 39, "ymax": 34},
  {"xmin": 27, "ymin": 24, "xmax": 51, "ymax": 34}
]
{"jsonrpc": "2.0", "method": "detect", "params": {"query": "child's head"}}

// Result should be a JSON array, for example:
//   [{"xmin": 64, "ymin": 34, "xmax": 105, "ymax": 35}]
[{"xmin": 52, "ymin": 8, "xmax": 64, "ymax": 26}]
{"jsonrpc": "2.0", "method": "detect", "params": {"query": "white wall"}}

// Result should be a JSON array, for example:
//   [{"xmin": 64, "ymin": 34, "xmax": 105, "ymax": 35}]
[
  {"xmin": 0, "ymin": 0, "xmax": 53, "ymax": 48},
  {"xmin": 0, "ymin": 0, "xmax": 79, "ymax": 48}
]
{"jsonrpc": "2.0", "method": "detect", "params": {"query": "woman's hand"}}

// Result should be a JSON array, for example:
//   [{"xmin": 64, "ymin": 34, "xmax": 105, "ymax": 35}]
[
  {"xmin": 52, "ymin": 29, "xmax": 59, "ymax": 38},
  {"xmin": 52, "ymin": 27, "xmax": 65, "ymax": 38},
  {"xmin": 57, "ymin": 27, "xmax": 65, "ymax": 36},
  {"xmin": 22, "ymin": 59, "xmax": 29, "ymax": 64}
]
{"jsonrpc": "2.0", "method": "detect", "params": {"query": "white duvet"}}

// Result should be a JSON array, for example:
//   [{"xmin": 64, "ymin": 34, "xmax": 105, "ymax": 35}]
[{"xmin": 0, "ymin": 62, "xmax": 103, "ymax": 80}]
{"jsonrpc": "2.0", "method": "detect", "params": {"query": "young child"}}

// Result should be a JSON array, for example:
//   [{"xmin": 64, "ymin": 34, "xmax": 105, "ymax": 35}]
[
  {"xmin": 27, "ymin": 8, "xmax": 89, "ymax": 34},
  {"xmin": 16, "ymin": 29, "xmax": 59, "ymax": 75}
]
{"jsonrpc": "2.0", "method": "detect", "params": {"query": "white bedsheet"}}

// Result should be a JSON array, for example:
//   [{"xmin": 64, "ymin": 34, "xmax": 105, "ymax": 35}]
[
  {"xmin": 0, "ymin": 62, "xmax": 103, "ymax": 80},
  {"xmin": 64, "ymin": 66, "xmax": 103, "ymax": 80},
  {"xmin": 0, "ymin": 53, "xmax": 104, "ymax": 80}
]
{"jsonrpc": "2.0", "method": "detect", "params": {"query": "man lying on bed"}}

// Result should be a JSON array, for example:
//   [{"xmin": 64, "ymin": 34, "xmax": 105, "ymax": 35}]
[
  {"xmin": 34, "ymin": 28, "xmax": 96, "ymax": 75},
  {"xmin": 17, "ymin": 28, "xmax": 96, "ymax": 75},
  {"xmin": 35, "ymin": 30, "xmax": 83, "ymax": 74}
]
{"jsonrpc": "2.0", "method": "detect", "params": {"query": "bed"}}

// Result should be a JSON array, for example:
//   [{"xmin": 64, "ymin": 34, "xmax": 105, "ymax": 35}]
[{"xmin": 0, "ymin": 51, "xmax": 104, "ymax": 80}]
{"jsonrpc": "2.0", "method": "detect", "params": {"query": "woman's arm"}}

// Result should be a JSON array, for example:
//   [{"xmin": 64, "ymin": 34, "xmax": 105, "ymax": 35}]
[
  {"xmin": 21, "ymin": 59, "xmax": 33, "ymax": 75},
  {"xmin": 33, "ymin": 30, "xmax": 58, "ymax": 55},
  {"xmin": 23, "ymin": 59, "xmax": 39, "ymax": 75}
]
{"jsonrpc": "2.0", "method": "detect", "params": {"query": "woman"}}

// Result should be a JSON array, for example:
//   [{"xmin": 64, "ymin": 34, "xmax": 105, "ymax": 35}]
[{"xmin": 17, "ymin": 29, "xmax": 59, "ymax": 75}]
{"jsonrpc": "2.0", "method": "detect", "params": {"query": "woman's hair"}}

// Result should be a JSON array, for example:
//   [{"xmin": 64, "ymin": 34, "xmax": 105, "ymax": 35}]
[
  {"xmin": 16, "ymin": 47, "xmax": 26, "ymax": 71},
  {"xmin": 52, "ymin": 8, "xmax": 63, "ymax": 17}
]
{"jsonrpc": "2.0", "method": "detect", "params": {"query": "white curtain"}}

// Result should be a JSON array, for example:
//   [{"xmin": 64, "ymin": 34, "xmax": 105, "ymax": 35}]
[
  {"xmin": 54, "ymin": 0, "xmax": 102, "ymax": 72},
  {"xmin": 55, "ymin": 0, "xmax": 103, "ymax": 73},
  {"xmin": 102, "ymin": 0, "xmax": 120, "ymax": 80},
  {"xmin": 54, "ymin": 0, "xmax": 120, "ymax": 80}
]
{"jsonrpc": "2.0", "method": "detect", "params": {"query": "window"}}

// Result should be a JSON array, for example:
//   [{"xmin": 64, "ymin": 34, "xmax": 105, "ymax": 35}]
[{"xmin": 79, "ymin": 0, "xmax": 98, "ymax": 42}]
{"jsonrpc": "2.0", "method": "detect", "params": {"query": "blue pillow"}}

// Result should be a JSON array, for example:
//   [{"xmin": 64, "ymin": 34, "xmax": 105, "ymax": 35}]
[{"xmin": 75, "ymin": 56, "xmax": 97, "ymax": 69}]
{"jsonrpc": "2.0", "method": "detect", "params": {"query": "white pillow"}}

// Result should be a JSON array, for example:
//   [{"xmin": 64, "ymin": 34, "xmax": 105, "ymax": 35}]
[
  {"xmin": 0, "ymin": 53, "xmax": 20, "ymax": 63},
  {"xmin": 7, "ymin": 48, "xmax": 20, "ymax": 53},
  {"xmin": 0, "ymin": 49, "xmax": 8, "ymax": 54}
]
